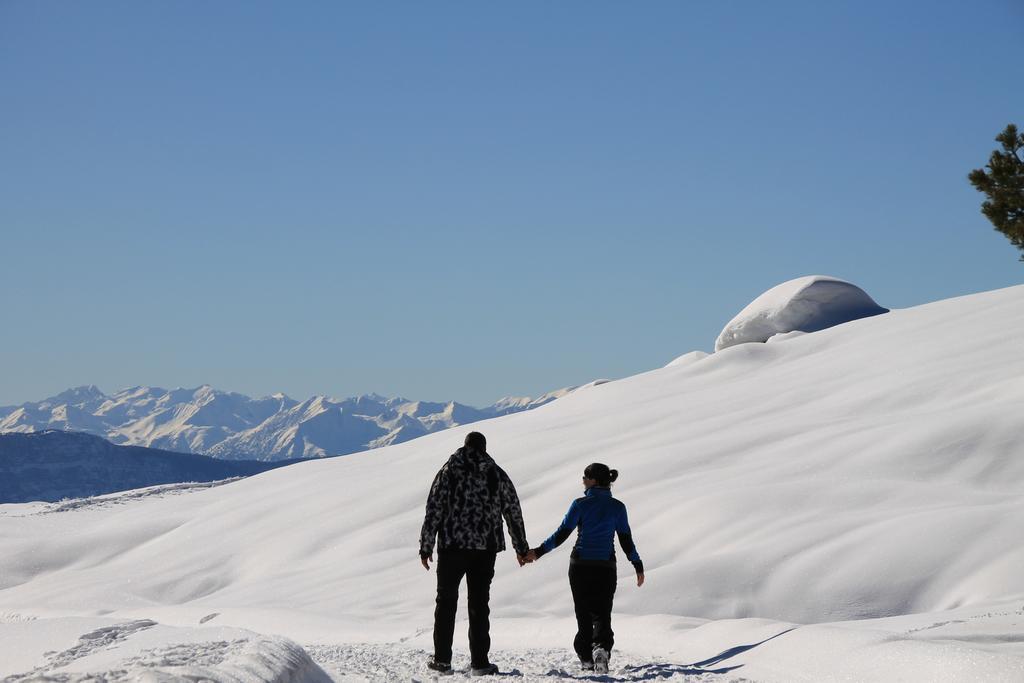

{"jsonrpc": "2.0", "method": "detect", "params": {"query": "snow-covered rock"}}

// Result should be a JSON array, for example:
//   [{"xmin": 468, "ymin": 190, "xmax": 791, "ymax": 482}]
[{"xmin": 714, "ymin": 275, "xmax": 888, "ymax": 352}]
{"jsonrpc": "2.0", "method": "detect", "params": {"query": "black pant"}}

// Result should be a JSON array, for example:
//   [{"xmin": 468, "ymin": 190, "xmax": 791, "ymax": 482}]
[
  {"xmin": 568, "ymin": 562, "xmax": 617, "ymax": 662},
  {"xmin": 434, "ymin": 549, "xmax": 497, "ymax": 667}
]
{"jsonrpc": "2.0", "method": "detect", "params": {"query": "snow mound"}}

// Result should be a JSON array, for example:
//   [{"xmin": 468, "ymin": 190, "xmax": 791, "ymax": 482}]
[
  {"xmin": 0, "ymin": 617, "xmax": 331, "ymax": 682},
  {"xmin": 664, "ymin": 351, "xmax": 709, "ymax": 368},
  {"xmin": 572, "ymin": 379, "xmax": 613, "ymax": 391},
  {"xmin": 765, "ymin": 330, "xmax": 807, "ymax": 344},
  {"xmin": 714, "ymin": 275, "xmax": 888, "ymax": 352}
]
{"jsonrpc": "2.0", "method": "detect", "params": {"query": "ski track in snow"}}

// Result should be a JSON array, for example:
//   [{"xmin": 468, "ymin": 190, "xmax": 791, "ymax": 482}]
[
  {"xmin": 304, "ymin": 644, "xmax": 749, "ymax": 682},
  {"xmin": 903, "ymin": 603, "xmax": 1024, "ymax": 634},
  {"xmin": 0, "ymin": 612, "xmax": 36, "ymax": 623}
]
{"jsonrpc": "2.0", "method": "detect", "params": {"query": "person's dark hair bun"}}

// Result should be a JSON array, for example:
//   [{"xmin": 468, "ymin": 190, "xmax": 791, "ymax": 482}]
[{"xmin": 584, "ymin": 462, "xmax": 618, "ymax": 486}]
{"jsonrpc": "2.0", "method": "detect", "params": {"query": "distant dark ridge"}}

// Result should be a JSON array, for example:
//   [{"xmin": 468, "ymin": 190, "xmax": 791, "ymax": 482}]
[{"xmin": 0, "ymin": 430, "xmax": 310, "ymax": 504}]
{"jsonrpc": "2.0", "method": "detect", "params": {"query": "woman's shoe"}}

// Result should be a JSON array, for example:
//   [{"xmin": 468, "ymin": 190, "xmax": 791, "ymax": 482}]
[
  {"xmin": 470, "ymin": 662, "xmax": 499, "ymax": 676},
  {"xmin": 592, "ymin": 647, "xmax": 610, "ymax": 674}
]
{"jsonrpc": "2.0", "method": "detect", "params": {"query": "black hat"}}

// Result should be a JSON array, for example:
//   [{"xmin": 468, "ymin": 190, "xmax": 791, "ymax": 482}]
[{"xmin": 464, "ymin": 432, "xmax": 487, "ymax": 453}]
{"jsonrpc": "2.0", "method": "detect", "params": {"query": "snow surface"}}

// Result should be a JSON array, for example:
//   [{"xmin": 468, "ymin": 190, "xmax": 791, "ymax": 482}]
[
  {"xmin": 714, "ymin": 275, "xmax": 888, "ymax": 351},
  {"xmin": 2, "ymin": 285, "xmax": 1024, "ymax": 681},
  {"xmin": 664, "ymin": 351, "xmax": 709, "ymax": 368},
  {"xmin": 0, "ymin": 616, "xmax": 330, "ymax": 682}
]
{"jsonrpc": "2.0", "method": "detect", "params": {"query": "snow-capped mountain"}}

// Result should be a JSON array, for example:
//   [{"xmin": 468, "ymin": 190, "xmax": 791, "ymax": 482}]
[
  {"xmin": 0, "ymin": 430, "xmax": 298, "ymax": 503},
  {"xmin": 0, "ymin": 385, "xmax": 574, "ymax": 461}
]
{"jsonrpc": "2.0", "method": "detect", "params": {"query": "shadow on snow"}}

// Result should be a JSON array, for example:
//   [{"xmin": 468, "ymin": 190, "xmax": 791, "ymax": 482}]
[{"xmin": 538, "ymin": 627, "xmax": 797, "ymax": 680}]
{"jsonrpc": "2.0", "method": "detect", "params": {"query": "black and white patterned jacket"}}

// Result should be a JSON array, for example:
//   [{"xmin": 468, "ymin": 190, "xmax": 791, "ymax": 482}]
[{"xmin": 419, "ymin": 447, "xmax": 529, "ymax": 557}]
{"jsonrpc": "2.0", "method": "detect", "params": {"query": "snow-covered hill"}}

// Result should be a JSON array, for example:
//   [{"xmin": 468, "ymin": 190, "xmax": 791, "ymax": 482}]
[
  {"xmin": 2, "ymin": 285, "xmax": 1024, "ymax": 681},
  {"xmin": 0, "ymin": 385, "xmax": 574, "ymax": 461},
  {"xmin": 0, "ymin": 431, "xmax": 302, "ymax": 503}
]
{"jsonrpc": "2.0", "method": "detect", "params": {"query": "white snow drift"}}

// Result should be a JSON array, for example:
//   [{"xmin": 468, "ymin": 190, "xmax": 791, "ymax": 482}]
[
  {"xmin": 2, "ymin": 284, "xmax": 1023, "ymax": 681},
  {"xmin": 0, "ymin": 616, "xmax": 330, "ymax": 682},
  {"xmin": 714, "ymin": 275, "xmax": 888, "ymax": 351}
]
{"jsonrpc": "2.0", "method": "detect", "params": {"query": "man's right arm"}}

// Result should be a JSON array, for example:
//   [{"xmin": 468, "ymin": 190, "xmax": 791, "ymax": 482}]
[
  {"xmin": 498, "ymin": 470, "xmax": 530, "ymax": 556},
  {"xmin": 419, "ymin": 466, "xmax": 447, "ymax": 559}
]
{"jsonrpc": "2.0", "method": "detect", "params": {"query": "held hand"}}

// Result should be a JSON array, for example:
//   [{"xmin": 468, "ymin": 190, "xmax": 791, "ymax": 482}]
[
  {"xmin": 525, "ymin": 549, "xmax": 538, "ymax": 563},
  {"xmin": 636, "ymin": 572, "xmax": 645, "ymax": 587},
  {"xmin": 421, "ymin": 554, "xmax": 432, "ymax": 571},
  {"xmin": 516, "ymin": 554, "xmax": 528, "ymax": 567}
]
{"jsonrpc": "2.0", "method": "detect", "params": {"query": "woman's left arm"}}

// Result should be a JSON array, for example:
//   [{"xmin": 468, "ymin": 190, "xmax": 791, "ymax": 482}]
[{"xmin": 616, "ymin": 505, "xmax": 645, "ymax": 586}]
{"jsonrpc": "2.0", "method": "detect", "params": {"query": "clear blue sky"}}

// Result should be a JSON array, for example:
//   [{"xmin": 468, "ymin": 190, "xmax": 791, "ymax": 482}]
[{"xmin": 2, "ymin": 1, "xmax": 1022, "ymax": 407}]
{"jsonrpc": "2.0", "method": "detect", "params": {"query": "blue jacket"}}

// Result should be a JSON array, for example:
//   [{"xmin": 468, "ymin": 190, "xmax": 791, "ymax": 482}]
[{"xmin": 536, "ymin": 487, "xmax": 643, "ymax": 572}]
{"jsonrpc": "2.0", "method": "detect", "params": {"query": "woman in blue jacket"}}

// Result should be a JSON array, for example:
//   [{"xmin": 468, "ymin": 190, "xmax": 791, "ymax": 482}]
[{"xmin": 527, "ymin": 463, "xmax": 644, "ymax": 674}]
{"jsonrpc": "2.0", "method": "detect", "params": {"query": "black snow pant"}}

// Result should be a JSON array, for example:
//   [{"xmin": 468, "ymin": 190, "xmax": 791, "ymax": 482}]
[
  {"xmin": 433, "ymin": 549, "xmax": 497, "ymax": 668},
  {"xmin": 568, "ymin": 562, "xmax": 617, "ymax": 663}
]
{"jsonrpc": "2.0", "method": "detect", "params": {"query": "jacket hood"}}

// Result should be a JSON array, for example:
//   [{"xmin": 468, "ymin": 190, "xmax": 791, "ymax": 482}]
[{"xmin": 448, "ymin": 446, "xmax": 495, "ymax": 473}]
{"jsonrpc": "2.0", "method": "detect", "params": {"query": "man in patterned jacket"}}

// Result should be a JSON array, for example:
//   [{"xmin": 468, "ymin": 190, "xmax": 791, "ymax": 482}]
[{"xmin": 419, "ymin": 431, "xmax": 530, "ymax": 676}]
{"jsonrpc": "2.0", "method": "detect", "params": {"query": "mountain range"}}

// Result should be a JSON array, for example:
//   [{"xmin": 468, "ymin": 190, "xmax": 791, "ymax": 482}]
[
  {"xmin": 0, "ymin": 384, "xmax": 574, "ymax": 461},
  {"xmin": 0, "ymin": 430, "xmax": 300, "ymax": 503}
]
